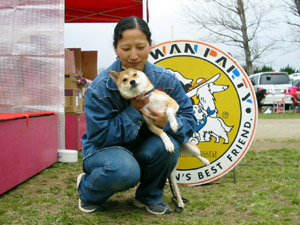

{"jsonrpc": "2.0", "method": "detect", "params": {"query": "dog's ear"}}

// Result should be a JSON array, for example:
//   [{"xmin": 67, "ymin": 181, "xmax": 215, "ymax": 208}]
[{"xmin": 109, "ymin": 70, "xmax": 119, "ymax": 83}]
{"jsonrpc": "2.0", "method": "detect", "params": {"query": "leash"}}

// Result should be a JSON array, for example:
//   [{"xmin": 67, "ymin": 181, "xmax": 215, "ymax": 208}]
[{"xmin": 169, "ymin": 181, "xmax": 190, "ymax": 213}]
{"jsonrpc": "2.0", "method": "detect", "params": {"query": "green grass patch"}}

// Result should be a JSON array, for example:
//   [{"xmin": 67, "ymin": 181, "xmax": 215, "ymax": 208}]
[
  {"xmin": 1, "ymin": 149, "xmax": 299, "ymax": 225},
  {"xmin": 258, "ymin": 111, "xmax": 300, "ymax": 119}
]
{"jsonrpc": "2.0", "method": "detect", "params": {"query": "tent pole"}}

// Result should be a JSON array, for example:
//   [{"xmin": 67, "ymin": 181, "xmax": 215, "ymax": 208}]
[{"xmin": 142, "ymin": 0, "xmax": 148, "ymax": 22}]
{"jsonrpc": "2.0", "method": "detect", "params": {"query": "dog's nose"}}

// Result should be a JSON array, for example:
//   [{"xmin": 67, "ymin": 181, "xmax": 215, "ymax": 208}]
[{"xmin": 130, "ymin": 80, "xmax": 136, "ymax": 86}]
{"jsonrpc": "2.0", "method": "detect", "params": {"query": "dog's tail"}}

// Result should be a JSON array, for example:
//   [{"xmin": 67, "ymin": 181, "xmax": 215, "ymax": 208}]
[{"xmin": 217, "ymin": 117, "xmax": 233, "ymax": 132}]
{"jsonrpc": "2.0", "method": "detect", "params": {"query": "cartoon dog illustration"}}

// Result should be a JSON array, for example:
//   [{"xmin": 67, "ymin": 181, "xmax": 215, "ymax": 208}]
[
  {"xmin": 169, "ymin": 70, "xmax": 229, "ymax": 117},
  {"xmin": 190, "ymin": 74, "xmax": 229, "ymax": 117},
  {"xmin": 192, "ymin": 104, "xmax": 233, "ymax": 144},
  {"xmin": 165, "ymin": 70, "xmax": 232, "ymax": 144},
  {"xmin": 167, "ymin": 69, "xmax": 193, "ymax": 93}
]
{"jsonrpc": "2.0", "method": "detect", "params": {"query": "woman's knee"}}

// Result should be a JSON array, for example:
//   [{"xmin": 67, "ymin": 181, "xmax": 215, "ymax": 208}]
[
  {"xmin": 84, "ymin": 147, "xmax": 141, "ymax": 191},
  {"xmin": 111, "ymin": 155, "xmax": 141, "ymax": 190}
]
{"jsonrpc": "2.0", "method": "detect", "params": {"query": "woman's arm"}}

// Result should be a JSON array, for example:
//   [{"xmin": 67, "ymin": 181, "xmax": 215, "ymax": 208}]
[{"xmin": 84, "ymin": 87, "xmax": 145, "ymax": 148}]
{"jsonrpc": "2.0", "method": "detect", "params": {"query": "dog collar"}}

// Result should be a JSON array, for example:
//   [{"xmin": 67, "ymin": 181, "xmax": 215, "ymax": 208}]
[{"xmin": 144, "ymin": 88, "xmax": 155, "ymax": 96}]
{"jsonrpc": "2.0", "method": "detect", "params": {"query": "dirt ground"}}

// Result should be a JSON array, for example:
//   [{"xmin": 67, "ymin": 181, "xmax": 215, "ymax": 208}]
[{"xmin": 250, "ymin": 119, "xmax": 300, "ymax": 151}]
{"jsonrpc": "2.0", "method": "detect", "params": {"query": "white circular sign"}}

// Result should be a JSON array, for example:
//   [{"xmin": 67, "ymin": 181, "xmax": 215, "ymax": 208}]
[{"xmin": 149, "ymin": 40, "xmax": 258, "ymax": 185}]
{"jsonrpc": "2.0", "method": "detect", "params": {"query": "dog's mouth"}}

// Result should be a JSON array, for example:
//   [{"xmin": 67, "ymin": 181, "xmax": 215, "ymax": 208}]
[{"xmin": 130, "ymin": 84, "xmax": 138, "ymax": 89}]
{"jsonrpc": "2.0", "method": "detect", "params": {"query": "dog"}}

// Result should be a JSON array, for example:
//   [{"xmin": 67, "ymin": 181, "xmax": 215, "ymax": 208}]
[
  {"xmin": 109, "ymin": 68, "xmax": 210, "ymax": 209},
  {"xmin": 256, "ymin": 88, "xmax": 268, "ymax": 113},
  {"xmin": 186, "ymin": 73, "xmax": 229, "ymax": 117},
  {"xmin": 193, "ymin": 104, "xmax": 233, "ymax": 144}
]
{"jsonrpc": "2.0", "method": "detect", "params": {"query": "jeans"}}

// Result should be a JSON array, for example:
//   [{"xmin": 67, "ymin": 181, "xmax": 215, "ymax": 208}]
[{"xmin": 78, "ymin": 135, "xmax": 181, "ymax": 206}]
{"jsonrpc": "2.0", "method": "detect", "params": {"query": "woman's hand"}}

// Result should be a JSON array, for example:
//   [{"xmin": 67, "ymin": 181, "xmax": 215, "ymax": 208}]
[
  {"xmin": 131, "ymin": 91, "xmax": 150, "ymax": 111},
  {"xmin": 131, "ymin": 92, "xmax": 168, "ymax": 128},
  {"xmin": 140, "ymin": 106, "xmax": 168, "ymax": 128}
]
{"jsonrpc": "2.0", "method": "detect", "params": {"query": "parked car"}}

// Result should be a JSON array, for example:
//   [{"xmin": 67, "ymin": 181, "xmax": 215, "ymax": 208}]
[
  {"xmin": 289, "ymin": 73, "xmax": 300, "ymax": 81},
  {"xmin": 249, "ymin": 72, "xmax": 292, "ymax": 108},
  {"xmin": 292, "ymin": 79, "xmax": 300, "ymax": 87}
]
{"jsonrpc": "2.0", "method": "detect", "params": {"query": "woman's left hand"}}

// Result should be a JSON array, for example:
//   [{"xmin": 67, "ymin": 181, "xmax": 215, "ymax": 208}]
[
  {"xmin": 131, "ymin": 91, "xmax": 150, "ymax": 111},
  {"xmin": 140, "ymin": 106, "xmax": 168, "ymax": 128}
]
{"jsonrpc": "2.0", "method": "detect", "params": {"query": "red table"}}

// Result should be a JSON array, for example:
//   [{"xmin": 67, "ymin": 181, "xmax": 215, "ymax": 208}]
[{"xmin": 0, "ymin": 112, "xmax": 58, "ymax": 195}]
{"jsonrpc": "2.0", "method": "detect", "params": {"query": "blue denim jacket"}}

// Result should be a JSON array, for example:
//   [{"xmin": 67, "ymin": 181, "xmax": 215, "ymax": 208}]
[{"xmin": 81, "ymin": 59, "xmax": 196, "ymax": 160}]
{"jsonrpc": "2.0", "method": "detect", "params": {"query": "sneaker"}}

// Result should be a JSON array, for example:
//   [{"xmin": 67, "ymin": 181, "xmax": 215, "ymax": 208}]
[
  {"xmin": 133, "ymin": 198, "xmax": 171, "ymax": 215},
  {"xmin": 77, "ymin": 173, "xmax": 103, "ymax": 213}
]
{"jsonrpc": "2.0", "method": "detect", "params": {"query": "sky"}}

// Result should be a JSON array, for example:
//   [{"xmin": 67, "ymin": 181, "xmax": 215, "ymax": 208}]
[{"xmin": 64, "ymin": 0, "xmax": 300, "ymax": 73}]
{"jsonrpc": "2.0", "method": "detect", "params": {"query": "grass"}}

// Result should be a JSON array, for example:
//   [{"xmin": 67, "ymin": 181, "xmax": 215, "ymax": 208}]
[
  {"xmin": 0, "ymin": 115, "xmax": 299, "ymax": 225},
  {"xmin": 258, "ymin": 111, "xmax": 300, "ymax": 119},
  {"xmin": 1, "ymin": 148, "xmax": 299, "ymax": 225}
]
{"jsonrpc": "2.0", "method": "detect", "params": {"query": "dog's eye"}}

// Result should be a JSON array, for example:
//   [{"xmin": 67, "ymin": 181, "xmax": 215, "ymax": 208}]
[
  {"xmin": 122, "ymin": 78, "xmax": 128, "ymax": 82},
  {"xmin": 133, "ymin": 73, "xmax": 137, "ymax": 77}
]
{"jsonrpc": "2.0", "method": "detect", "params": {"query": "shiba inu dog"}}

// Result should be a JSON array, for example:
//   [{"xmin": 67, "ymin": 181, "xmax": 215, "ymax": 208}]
[{"xmin": 109, "ymin": 68, "xmax": 210, "ymax": 209}]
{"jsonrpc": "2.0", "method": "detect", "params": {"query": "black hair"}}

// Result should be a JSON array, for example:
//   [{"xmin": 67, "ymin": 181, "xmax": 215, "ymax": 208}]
[{"xmin": 113, "ymin": 16, "xmax": 152, "ymax": 48}]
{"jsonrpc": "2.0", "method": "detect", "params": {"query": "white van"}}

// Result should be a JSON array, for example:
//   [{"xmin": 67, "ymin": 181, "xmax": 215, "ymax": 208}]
[
  {"xmin": 289, "ymin": 73, "xmax": 300, "ymax": 81},
  {"xmin": 249, "ymin": 72, "xmax": 292, "ymax": 108}
]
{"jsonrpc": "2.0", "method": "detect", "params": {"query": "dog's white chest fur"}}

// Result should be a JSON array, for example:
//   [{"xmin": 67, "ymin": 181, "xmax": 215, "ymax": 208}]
[{"xmin": 143, "ymin": 92, "xmax": 169, "ymax": 113}]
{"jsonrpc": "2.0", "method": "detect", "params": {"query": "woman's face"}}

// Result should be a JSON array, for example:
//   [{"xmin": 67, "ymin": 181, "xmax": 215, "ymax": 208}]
[{"xmin": 114, "ymin": 28, "xmax": 151, "ymax": 71}]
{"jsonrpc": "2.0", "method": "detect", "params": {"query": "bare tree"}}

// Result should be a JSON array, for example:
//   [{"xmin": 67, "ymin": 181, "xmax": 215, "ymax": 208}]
[
  {"xmin": 181, "ymin": 0, "xmax": 277, "ymax": 74},
  {"xmin": 283, "ymin": 0, "xmax": 300, "ymax": 45},
  {"xmin": 285, "ymin": 0, "xmax": 300, "ymax": 24}
]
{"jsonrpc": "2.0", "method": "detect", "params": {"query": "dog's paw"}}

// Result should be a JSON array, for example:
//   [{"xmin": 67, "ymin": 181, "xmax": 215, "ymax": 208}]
[
  {"xmin": 170, "ymin": 121, "xmax": 178, "ymax": 133},
  {"xmin": 160, "ymin": 132, "xmax": 175, "ymax": 153},
  {"xmin": 165, "ymin": 142, "xmax": 175, "ymax": 153},
  {"xmin": 177, "ymin": 201, "xmax": 185, "ymax": 209}
]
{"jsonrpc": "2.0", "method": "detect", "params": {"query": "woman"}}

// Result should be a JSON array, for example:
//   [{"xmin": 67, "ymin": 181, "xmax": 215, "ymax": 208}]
[{"xmin": 77, "ymin": 16, "xmax": 196, "ymax": 215}]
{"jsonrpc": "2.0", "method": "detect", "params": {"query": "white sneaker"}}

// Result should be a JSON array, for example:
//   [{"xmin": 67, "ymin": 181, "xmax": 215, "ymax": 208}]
[{"xmin": 77, "ymin": 173, "xmax": 102, "ymax": 213}]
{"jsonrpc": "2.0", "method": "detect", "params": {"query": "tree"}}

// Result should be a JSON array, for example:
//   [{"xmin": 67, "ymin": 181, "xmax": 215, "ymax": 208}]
[
  {"xmin": 181, "ymin": 0, "xmax": 277, "ymax": 74},
  {"xmin": 282, "ymin": 0, "xmax": 300, "ymax": 46},
  {"xmin": 253, "ymin": 65, "xmax": 274, "ymax": 74},
  {"xmin": 284, "ymin": 0, "xmax": 300, "ymax": 26},
  {"xmin": 280, "ymin": 65, "xmax": 297, "ymax": 74}
]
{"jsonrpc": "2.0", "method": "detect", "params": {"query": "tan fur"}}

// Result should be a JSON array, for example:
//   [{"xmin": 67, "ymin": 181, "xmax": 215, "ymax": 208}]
[
  {"xmin": 109, "ymin": 68, "xmax": 210, "ymax": 209},
  {"xmin": 110, "ymin": 68, "xmax": 154, "ymax": 100}
]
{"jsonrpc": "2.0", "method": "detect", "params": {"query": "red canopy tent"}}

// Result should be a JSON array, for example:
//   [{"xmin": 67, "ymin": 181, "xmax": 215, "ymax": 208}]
[{"xmin": 65, "ymin": 0, "xmax": 148, "ymax": 23}]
